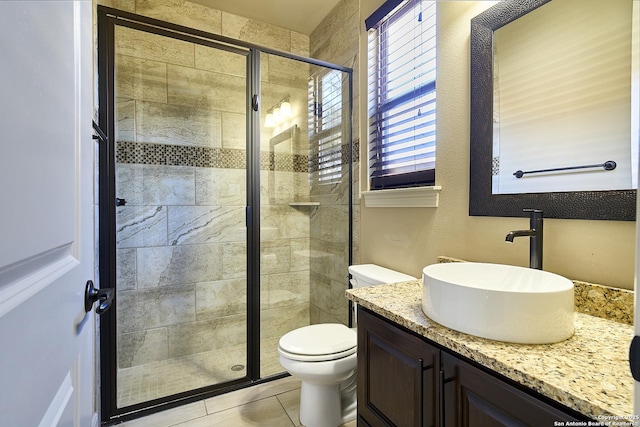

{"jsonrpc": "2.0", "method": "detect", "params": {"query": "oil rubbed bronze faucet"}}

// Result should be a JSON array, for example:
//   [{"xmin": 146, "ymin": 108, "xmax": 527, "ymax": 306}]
[{"xmin": 505, "ymin": 209, "xmax": 543, "ymax": 270}]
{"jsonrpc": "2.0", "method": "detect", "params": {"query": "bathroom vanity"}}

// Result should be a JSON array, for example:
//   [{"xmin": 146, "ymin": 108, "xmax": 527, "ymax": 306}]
[{"xmin": 347, "ymin": 279, "xmax": 634, "ymax": 426}]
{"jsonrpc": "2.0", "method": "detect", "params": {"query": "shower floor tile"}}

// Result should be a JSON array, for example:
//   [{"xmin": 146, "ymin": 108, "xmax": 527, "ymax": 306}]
[{"xmin": 118, "ymin": 337, "xmax": 283, "ymax": 408}]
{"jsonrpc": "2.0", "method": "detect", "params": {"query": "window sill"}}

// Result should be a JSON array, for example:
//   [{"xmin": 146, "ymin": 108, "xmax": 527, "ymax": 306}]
[{"xmin": 361, "ymin": 186, "xmax": 442, "ymax": 208}]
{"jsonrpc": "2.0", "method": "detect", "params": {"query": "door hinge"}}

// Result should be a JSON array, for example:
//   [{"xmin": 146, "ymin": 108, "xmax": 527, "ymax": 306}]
[{"xmin": 252, "ymin": 94, "xmax": 259, "ymax": 111}]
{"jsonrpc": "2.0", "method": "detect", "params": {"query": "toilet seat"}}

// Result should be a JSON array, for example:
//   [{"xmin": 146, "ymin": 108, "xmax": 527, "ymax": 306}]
[
  {"xmin": 278, "ymin": 324, "xmax": 356, "ymax": 362},
  {"xmin": 278, "ymin": 345, "xmax": 356, "ymax": 362}
]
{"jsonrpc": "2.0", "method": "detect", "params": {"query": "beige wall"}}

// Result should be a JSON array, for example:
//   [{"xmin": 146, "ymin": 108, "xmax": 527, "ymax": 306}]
[{"xmin": 358, "ymin": 1, "xmax": 635, "ymax": 290}]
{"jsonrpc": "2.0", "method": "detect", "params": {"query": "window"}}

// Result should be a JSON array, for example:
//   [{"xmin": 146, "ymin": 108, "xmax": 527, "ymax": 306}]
[
  {"xmin": 309, "ymin": 68, "xmax": 344, "ymax": 185},
  {"xmin": 367, "ymin": 0, "xmax": 436, "ymax": 190}
]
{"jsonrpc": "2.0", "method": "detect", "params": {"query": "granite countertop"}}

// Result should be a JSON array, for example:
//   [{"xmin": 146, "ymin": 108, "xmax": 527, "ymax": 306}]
[{"xmin": 346, "ymin": 280, "xmax": 635, "ymax": 419}]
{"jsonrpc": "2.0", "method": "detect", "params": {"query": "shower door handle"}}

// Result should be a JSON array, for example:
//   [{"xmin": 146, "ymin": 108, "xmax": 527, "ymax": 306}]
[{"xmin": 84, "ymin": 280, "xmax": 114, "ymax": 315}]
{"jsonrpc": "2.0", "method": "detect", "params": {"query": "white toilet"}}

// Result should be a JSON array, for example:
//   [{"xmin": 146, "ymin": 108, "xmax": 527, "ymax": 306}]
[{"xmin": 278, "ymin": 264, "xmax": 417, "ymax": 427}]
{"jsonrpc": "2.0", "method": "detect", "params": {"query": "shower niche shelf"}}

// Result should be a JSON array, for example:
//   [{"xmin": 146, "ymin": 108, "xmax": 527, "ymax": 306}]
[{"xmin": 288, "ymin": 202, "xmax": 320, "ymax": 207}]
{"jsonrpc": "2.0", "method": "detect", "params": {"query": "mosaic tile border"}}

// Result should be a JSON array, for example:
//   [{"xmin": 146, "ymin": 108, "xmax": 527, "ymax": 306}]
[
  {"xmin": 116, "ymin": 141, "xmax": 307, "ymax": 172},
  {"xmin": 116, "ymin": 140, "xmax": 359, "ymax": 173}
]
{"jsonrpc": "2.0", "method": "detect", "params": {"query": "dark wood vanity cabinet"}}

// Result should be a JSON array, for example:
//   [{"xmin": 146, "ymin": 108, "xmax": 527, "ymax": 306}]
[
  {"xmin": 357, "ymin": 308, "xmax": 587, "ymax": 427},
  {"xmin": 440, "ymin": 352, "xmax": 582, "ymax": 426},
  {"xmin": 357, "ymin": 305, "xmax": 439, "ymax": 426}
]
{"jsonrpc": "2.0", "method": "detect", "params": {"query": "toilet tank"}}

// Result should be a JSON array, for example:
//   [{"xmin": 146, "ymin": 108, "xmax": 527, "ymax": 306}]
[
  {"xmin": 348, "ymin": 264, "xmax": 416, "ymax": 325},
  {"xmin": 348, "ymin": 264, "xmax": 416, "ymax": 288}
]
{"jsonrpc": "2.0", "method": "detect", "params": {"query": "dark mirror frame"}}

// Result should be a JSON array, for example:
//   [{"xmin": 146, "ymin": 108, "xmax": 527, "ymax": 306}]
[{"xmin": 469, "ymin": 0, "xmax": 636, "ymax": 221}]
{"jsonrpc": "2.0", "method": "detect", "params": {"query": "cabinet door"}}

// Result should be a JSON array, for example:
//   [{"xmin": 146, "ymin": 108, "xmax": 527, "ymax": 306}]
[
  {"xmin": 441, "ymin": 352, "xmax": 583, "ymax": 426},
  {"xmin": 358, "ymin": 308, "xmax": 439, "ymax": 427}
]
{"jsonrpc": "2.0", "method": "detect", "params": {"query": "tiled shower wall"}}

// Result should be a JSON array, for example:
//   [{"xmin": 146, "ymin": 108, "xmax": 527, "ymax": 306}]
[
  {"xmin": 98, "ymin": 0, "xmax": 355, "ymax": 370},
  {"xmin": 309, "ymin": 0, "xmax": 361, "ymax": 325}
]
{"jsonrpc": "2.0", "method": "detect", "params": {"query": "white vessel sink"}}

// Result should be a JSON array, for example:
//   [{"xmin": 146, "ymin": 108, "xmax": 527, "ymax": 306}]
[{"xmin": 422, "ymin": 262, "xmax": 574, "ymax": 344}]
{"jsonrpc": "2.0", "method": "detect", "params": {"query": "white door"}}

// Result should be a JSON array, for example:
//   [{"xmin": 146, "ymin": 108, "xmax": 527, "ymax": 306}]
[
  {"xmin": 0, "ymin": 1, "xmax": 96, "ymax": 427},
  {"xmin": 634, "ymin": 0, "xmax": 640, "ymax": 419}
]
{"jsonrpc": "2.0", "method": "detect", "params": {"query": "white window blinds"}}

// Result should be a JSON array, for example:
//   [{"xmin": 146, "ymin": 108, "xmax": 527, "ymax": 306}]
[
  {"xmin": 367, "ymin": 0, "xmax": 436, "ymax": 189},
  {"xmin": 309, "ymin": 69, "xmax": 344, "ymax": 185}
]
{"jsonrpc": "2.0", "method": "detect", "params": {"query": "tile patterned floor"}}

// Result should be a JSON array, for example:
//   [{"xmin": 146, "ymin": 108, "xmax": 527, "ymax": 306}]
[
  {"xmin": 118, "ymin": 337, "xmax": 282, "ymax": 407},
  {"xmin": 117, "ymin": 376, "xmax": 357, "ymax": 427}
]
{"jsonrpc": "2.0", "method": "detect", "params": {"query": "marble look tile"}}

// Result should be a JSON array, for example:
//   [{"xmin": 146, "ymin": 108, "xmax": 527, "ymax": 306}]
[
  {"xmin": 116, "ymin": 26, "xmax": 195, "ymax": 67},
  {"xmin": 116, "ymin": 205, "xmax": 167, "ymax": 248},
  {"xmin": 352, "ymin": 202, "xmax": 360, "ymax": 246},
  {"xmin": 116, "ymin": 98, "xmax": 136, "ymax": 142},
  {"xmin": 275, "ymin": 388, "xmax": 301, "ymax": 426},
  {"xmin": 266, "ymin": 55, "xmax": 310, "ymax": 89},
  {"xmin": 291, "ymin": 31, "xmax": 310, "ymax": 57},
  {"xmin": 330, "ymin": 278, "xmax": 349, "ymax": 322},
  {"xmin": 222, "ymin": 242, "xmax": 247, "ymax": 279},
  {"xmin": 266, "ymin": 271, "xmax": 310, "ymax": 309},
  {"xmin": 136, "ymin": 244, "xmax": 223, "ymax": 288},
  {"xmin": 118, "ymin": 328, "xmax": 168, "ymax": 368},
  {"xmin": 310, "ymin": 304, "xmax": 341, "ymax": 325},
  {"xmin": 261, "ymin": 206, "xmax": 310, "ymax": 240},
  {"xmin": 311, "ymin": 171, "xmax": 350, "ymax": 206},
  {"xmin": 260, "ymin": 226, "xmax": 280, "ymax": 242},
  {"xmin": 116, "ymin": 164, "xmax": 196, "ymax": 206},
  {"xmin": 320, "ymin": 206, "xmax": 349, "ymax": 244},
  {"xmin": 97, "ymin": 0, "xmax": 135, "ymax": 12},
  {"xmin": 194, "ymin": 168, "xmax": 246, "ymax": 206},
  {"xmin": 115, "ymin": 55, "xmax": 168, "ymax": 103},
  {"xmin": 167, "ymin": 64, "xmax": 245, "ymax": 114},
  {"xmin": 265, "ymin": 171, "xmax": 308, "ymax": 205},
  {"xmin": 310, "ymin": 240, "xmax": 349, "ymax": 285},
  {"xmin": 310, "ymin": 0, "xmax": 358, "ymax": 58},
  {"xmin": 221, "ymin": 13, "xmax": 291, "ymax": 52},
  {"xmin": 167, "ymin": 206, "xmax": 246, "ymax": 245},
  {"xmin": 310, "ymin": 271, "xmax": 331, "ymax": 312},
  {"xmin": 117, "ymin": 402, "xmax": 207, "ymax": 427},
  {"xmin": 289, "ymin": 238, "xmax": 311, "ymax": 272},
  {"xmin": 196, "ymin": 278, "xmax": 247, "ymax": 320},
  {"xmin": 135, "ymin": 0, "xmax": 222, "ymax": 34},
  {"xmin": 260, "ymin": 304, "xmax": 309, "ymax": 340},
  {"xmin": 136, "ymin": 100, "xmax": 222, "ymax": 147},
  {"xmin": 204, "ymin": 377, "xmax": 301, "ymax": 414},
  {"xmin": 116, "ymin": 248, "xmax": 137, "ymax": 291},
  {"xmin": 194, "ymin": 45, "xmax": 247, "ymax": 78},
  {"xmin": 184, "ymin": 396, "xmax": 295, "ymax": 426},
  {"xmin": 312, "ymin": 20, "xmax": 359, "ymax": 70},
  {"xmin": 117, "ymin": 284, "xmax": 196, "ymax": 333},
  {"xmin": 167, "ymin": 314, "xmax": 246, "ymax": 358},
  {"xmin": 260, "ymin": 240, "xmax": 291, "ymax": 275},
  {"xmin": 220, "ymin": 112, "xmax": 246, "ymax": 150}
]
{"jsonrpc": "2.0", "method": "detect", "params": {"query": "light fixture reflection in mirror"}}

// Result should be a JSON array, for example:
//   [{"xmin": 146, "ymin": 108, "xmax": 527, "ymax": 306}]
[
  {"xmin": 265, "ymin": 97, "xmax": 293, "ymax": 128},
  {"xmin": 469, "ymin": 0, "xmax": 638, "ymax": 221}
]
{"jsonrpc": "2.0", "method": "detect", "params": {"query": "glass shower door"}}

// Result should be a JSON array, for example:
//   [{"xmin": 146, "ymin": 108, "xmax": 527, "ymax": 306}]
[
  {"xmin": 258, "ymin": 52, "xmax": 353, "ymax": 377},
  {"xmin": 112, "ymin": 24, "xmax": 249, "ymax": 408}
]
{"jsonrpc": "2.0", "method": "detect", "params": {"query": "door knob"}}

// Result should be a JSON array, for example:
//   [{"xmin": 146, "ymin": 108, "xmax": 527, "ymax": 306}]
[{"xmin": 84, "ymin": 280, "xmax": 114, "ymax": 315}]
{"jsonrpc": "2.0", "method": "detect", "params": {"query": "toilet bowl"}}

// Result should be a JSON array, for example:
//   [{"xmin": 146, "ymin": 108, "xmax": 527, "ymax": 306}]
[{"xmin": 278, "ymin": 264, "xmax": 416, "ymax": 427}]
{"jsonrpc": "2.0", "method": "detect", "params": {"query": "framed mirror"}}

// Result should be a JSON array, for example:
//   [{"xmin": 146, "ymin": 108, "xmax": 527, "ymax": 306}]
[{"xmin": 469, "ymin": 0, "xmax": 637, "ymax": 220}]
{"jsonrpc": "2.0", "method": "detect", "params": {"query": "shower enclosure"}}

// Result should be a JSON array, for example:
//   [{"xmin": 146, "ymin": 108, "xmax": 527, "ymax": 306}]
[{"xmin": 97, "ymin": 6, "xmax": 352, "ymax": 423}]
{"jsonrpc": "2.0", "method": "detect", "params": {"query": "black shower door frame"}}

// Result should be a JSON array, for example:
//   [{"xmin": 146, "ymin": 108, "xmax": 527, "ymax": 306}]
[{"xmin": 97, "ymin": 5, "xmax": 353, "ymax": 424}]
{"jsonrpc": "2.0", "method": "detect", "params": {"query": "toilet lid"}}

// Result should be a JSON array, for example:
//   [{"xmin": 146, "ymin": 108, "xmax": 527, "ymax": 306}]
[{"xmin": 279, "ymin": 323, "xmax": 356, "ymax": 356}]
